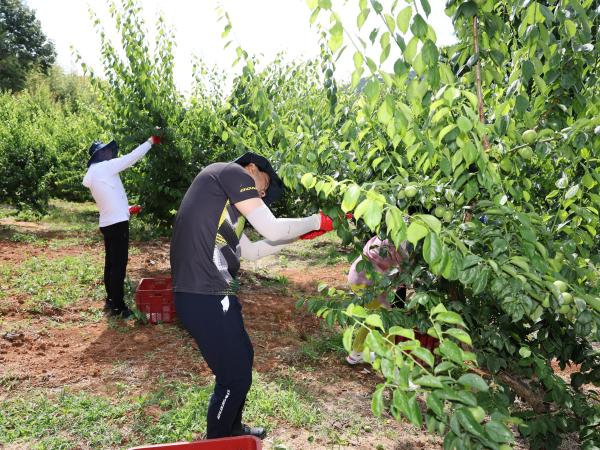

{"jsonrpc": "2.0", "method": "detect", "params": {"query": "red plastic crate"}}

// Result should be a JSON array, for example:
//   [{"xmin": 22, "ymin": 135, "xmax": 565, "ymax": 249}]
[
  {"xmin": 128, "ymin": 436, "xmax": 262, "ymax": 450},
  {"xmin": 135, "ymin": 277, "xmax": 175, "ymax": 324}
]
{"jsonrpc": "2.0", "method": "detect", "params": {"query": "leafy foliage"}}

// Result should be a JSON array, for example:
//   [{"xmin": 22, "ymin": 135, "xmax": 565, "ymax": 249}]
[
  {"xmin": 221, "ymin": 0, "xmax": 600, "ymax": 448},
  {"xmin": 0, "ymin": 0, "xmax": 56, "ymax": 92},
  {"xmin": 80, "ymin": 0, "xmax": 235, "ymax": 225},
  {"xmin": 0, "ymin": 72, "xmax": 102, "ymax": 212}
]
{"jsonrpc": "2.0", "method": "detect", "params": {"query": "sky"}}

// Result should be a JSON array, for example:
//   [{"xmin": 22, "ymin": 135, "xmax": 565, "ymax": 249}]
[{"xmin": 26, "ymin": 0, "xmax": 456, "ymax": 95}]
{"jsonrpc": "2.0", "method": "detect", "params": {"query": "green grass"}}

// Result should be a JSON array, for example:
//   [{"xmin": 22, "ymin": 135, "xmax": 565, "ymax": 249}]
[
  {"xmin": 0, "ymin": 373, "xmax": 322, "ymax": 449},
  {"xmin": 43, "ymin": 199, "xmax": 99, "ymax": 235},
  {"xmin": 7, "ymin": 254, "xmax": 104, "ymax": 311},
  {"xmin": 279, "ymin": 233, "xmax": 353, "ymax": 267},
  {"xmin": 0, "ymin": 391, "xmax": 130, "ymax": 449},
  {"xmin": 0, "ymin": 224, "xmax": 47, "ymax": 245},
  {"xmin": 299, "ymin": 330, "xmax": 346, "ymax": 362},
  {"xmin": 1, "ymin": 199, "xmax": 167, "ymax": 244}
]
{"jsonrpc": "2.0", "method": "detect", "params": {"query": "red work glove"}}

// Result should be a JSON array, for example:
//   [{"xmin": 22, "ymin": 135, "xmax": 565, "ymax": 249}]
[
  {"xmin": 319, "ymin": 212, "xmax": 334, "ymax": 232},
  {"xmin": 149, "ymin": 135, "xmax": 161, "ymax": 145},
  {"xmin": 299, "ymin": 230, "xmax": 327, "ymax": 240},
  {"xmin": 318, "ymin": 212, "xmax": 353, "ymax": 231},
  {"xmin": 129, "ymin": 205, "xmax": 142, "ymax": 215}
]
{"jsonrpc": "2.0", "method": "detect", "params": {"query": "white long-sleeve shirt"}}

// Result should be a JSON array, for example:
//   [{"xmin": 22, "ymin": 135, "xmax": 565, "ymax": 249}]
[
  {"xmin": 239, "ymin": 233, "xmax": 295, "ymax": 261},
  {"xmin": 82, "ymin": 141, "xmax": 152, "ymax": 228}
]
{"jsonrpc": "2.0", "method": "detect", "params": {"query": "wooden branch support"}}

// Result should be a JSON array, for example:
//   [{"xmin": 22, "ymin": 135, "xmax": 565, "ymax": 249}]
[
  {"xmin": 470, "ymin": 365, "xmax": 552, "ymax": 414},
  {"xmin": 472, "ymin": 16, "xmax": 490, "ymax": 151}
]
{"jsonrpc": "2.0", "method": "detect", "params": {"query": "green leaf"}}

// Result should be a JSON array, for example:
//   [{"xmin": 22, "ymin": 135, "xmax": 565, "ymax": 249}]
[
  {"xmin": 564, "ymin": 19, "xmax": 577, "ymax": 38},
  {"xmin": 458, "ymin": 373, "xmax": 489, "ymax": 392},
  {"xmin": 423, "ymin": 232, "xmax": 442, "ymax": 265},
  {"xmin": 457, "ymin": 116, "xmax": 472, "ymax": 133},
  {"xmin": 372, "ymin": 384, "xmax": 385, "ymax": 417},
  {"xmin": 404, "ymin": 36, "xmax": 418, "ymax": 63},
  {"xmin": 305, "ymin": 0, "xmax": 318, "ymax": 9},
  {"xmin": 446, "ymin": 328, "xmax": 472, "ymax": 345},
  {"xmin": 318, "ymin": 0, "xmax": 331, "ymax": 8},
  {"xmin": 385, "ymin": 206, "xmax": 403, "ymax": 232},
  {"xmin": 456, "ymin": 408, "xmax": 485, "ymax": 439},
  {"xmin": 353, "ymin": 51, "xmax": 363, "ymax": 70},
  {"xmin": 438, "ymin": 340, "xmax": 464, "ymax": 364},
  {"xmin": 354, "ymin": 199, "xmax": 383, "ymax": 231},
  {"xmin": 364, "ymin": 79, "xmax": 381, "ymax": 106},
  {"xmin": 328, "ymin": 21, "xmax": 343, "ymax": 52},
  {"xmin": 426, "ymin": 393, "xmax": 444, "ymax": 417},
  {"xmin": 396, "ymin": 6, "xmax": 412, "ymax": 34},
  {"xmin": 484, "ymin": 421, "xmax": 514, "ymax": 443},
  {"xmin": 414, "ymin": 374, "xmax": 444, "ymax": 389},
  {"xmin": 388, "ymin": 326, "xmax": 415, "ymax": 340},
  {"xmin": 377, "ymin": 95, "xmax": 394, "ymax": 125},
  {"xmin": 301, "ymin": 173, "xmax": 315, "ymax": 189},
  {"xmin": 421, "ymin": 39, "xmax": 439, "ymax": 66},
  {"xmin": 518, "ymin": 347, "xmax": 531, "ymax": 358},
  {"xmin": 414, "ymin": 214, "xmax": 442, "ymax": 233},
  {"xmin": 411, "ymin": 346, "xmax": 435, "ymax": 367},
  {"xmin": 343, "ymin": 325, "xmax": 355, "ymax": 352},
  {"xmin": 521, "ymin": 60, "xmax": 535, "ymax": 82},
  {"xmin": 365, "ymin": 313, "xmax": 384, "ymax": 330},
  {"xmin": 582, "ymin": 173, "xmax": 597, "ymax": 189},
  {"xmin": 407, "ymin": 222, "xmax": 428, "ymax": 246},
  {"xmin": 436, "ymin": 311, "xmax": 466, "ymax": 327},
  {"xmin": 462, "ymin": 141, "xmax": 478, "ymax": 166},
  {"xmin": 342, "ymin": 184, "xmax": 361, "ymax": 212},
  {"xmin": 357, "ymin": 8, "xmax": 369, "ymax": 28},
  {"xmin": 410, "ymin": 14, "xmax": 427, "ymax": 39},
  {"xmin": 472, "ymin": 268, "xmax": 489, "ymax": 295},
  {"xmin": 392, "ymin": 388, "xmax": 409, "ymax": 418},
  {"xmin": 406, "ymin": 393, "xmax": 423, "ymax": 426},
  {"xmin": 431, "ymin": 303, "xmax": 447, "ymax": 316},
  {"xmin": 366, "ymin": 329, "xmax": 387, "ymax": 354}
]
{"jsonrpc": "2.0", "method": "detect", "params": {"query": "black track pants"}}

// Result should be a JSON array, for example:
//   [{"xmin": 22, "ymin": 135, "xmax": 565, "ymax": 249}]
[
  {"xmin": 99, "ymin": 220, "xmax": 129, "ymax": 311},
  {"xmin": 174, "ymin": 292, "xmax": 254, "ymax": 439}
]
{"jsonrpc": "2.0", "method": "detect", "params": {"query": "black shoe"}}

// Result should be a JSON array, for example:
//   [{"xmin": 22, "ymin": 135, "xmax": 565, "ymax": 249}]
[
  {"xmin": 103, "ymin": 299, "xmax": 113, "ymax": 312},
  {"xmin": 232, "ymin": 424, "xmax": 267, "ymax": 439},
  {"xmin": 109, "ymin": 306, "xmax": 133, "ymax": 320}
]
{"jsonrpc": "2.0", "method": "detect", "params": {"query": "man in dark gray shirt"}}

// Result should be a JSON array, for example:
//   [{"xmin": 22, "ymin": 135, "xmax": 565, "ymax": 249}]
[{"xmin": 170, "ymin": 152, "xmax": 332, "ymax": 440}]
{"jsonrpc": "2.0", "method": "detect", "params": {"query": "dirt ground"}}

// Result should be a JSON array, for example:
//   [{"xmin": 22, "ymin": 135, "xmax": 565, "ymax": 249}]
[
  {"xmin": 0, "ymin": 219, "xmax": 443, "ymax": 450},
  {"xmin": 0, "ymin": 213, "xmax": 590, "ymax": 450}
]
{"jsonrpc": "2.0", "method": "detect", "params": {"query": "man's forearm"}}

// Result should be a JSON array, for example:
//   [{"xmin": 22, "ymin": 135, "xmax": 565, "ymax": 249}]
[
  {"xmin": 245, "ymin": 204, "xmax": 320, "ymax": 241},
  {"xmin": 239, "ymin": 234, "xmax": 295, "ymax": 261}
]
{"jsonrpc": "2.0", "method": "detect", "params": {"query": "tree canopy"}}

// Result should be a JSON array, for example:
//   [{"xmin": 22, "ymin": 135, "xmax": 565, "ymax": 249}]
[{"xmin": 0, "ymin": 0, "xmax": 56, "ymax": 92}]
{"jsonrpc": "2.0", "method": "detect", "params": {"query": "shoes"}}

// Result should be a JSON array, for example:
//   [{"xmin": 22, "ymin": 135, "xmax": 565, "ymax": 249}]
[
  {"xmin": 108, "ymin": 306, "xmax": 133, "ymax": 320},
  {"xmin": 346, "ymin": 350, "xmax": 375, "ymax": 365},
  {"xmin": 103, "ymin": 299, "xmax": 113, "ymax": 312},
  {"xmin": 231, "ymin": 423, "xmax": 267, "ymax": 439}
]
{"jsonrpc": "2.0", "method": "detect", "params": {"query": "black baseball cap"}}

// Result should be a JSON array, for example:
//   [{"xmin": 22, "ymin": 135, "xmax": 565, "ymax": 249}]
[{"xmin": 234, "ymin": 152, "xmax": 284, "ymax": 206}]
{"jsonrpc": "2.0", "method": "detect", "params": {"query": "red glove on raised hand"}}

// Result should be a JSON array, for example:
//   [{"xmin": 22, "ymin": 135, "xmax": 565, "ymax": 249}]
[
  {"xmin": 149, "ymin": 135, "xmax": 161, "ymax": 145},
  {"xmin": 129, "ymin": 205, "xmax": 142, "ymax": 215}
]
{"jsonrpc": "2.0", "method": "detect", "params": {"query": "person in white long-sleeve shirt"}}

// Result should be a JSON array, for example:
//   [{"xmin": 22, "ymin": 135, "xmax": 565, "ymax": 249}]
[{"xmin": 83, "ymin": 136, "xmax": 160, "ymax": 318}]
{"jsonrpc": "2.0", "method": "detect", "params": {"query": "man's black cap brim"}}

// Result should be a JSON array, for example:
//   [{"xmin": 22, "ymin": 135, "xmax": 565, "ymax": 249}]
[{"xmin": 233, "ymin": 152, "xmax": 284, "ymax": 206}]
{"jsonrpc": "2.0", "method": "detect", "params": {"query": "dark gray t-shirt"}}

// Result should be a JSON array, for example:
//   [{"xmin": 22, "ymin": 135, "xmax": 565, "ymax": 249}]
[{"xmin": 170, "ymin": 162, "xmax": 259, "ymax": 295}]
